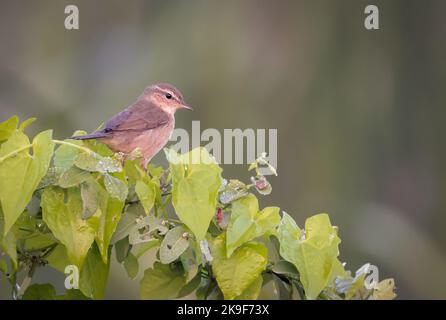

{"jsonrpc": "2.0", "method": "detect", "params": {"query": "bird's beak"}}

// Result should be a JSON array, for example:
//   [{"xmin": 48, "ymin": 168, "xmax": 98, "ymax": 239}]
[{"xmin": 181, "ymin": 104, "xmax": 193, "ymax": 111}]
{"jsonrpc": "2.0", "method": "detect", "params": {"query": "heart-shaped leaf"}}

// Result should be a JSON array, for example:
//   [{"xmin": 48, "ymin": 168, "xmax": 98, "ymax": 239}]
[
  {"xmin": 159, "ymin": 226, "xmax": 190, "ymax": 264},
  {"xmin": 41, "ymin": 187, "xmax": 98, "ymax": 268},
  {"xmin": 128, "ymin": 215, "xmax": 168, "ymax": 245},
  {"xmin": 165, "ymin": 147, "xmax": 222, "ymax": 241},
  {"xmin": 0, "ymin": 130, "xmax": 54, "ymax": 235},
  {"xmin": 58, "ymin": 166, "xmax": 90, "ymax": 188},
  {"xmin": 277, "ymin": 212, "xmax": 341, "ymax": 300},
  {"xmin": 103, "ymin": 173, "xmax": 128, "ymax": 202},
  {"xmin": 226, "ymin": 194, "xmax": 280, "ymax": 257},
  {"xmin": 140, "ymin": 262, "xmax": 186, "ymax": 299},
  {"xmin": 211, "ymin": 234, "xmax": 268, "ymax": 300}
]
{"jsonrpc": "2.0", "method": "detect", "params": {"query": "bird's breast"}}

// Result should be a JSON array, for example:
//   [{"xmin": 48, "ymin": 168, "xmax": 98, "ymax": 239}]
[{"xmin": 133, "ymin": 122, "xmax": 174, "ymax": 159}]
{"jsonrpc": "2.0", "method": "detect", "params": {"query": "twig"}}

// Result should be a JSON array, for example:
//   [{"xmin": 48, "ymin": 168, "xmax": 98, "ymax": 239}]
[
  {"xmin": 0, "ymin": 144, "xmax": 32, "ymax": 163},
  {"xmin": 53, "ymin": 139, "xmax": 94, "ymax": 155}
]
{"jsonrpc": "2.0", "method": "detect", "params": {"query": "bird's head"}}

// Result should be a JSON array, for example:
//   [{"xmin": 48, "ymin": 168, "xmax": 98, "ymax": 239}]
[{"xmin": 141, "ymin": 83, "xmax": 192, "ymax": 114}]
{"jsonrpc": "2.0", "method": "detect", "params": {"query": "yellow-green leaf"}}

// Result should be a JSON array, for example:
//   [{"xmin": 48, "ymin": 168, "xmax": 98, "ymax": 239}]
[
  {"xmin": 0, "ymin": 209, "xmax": 17, "ymax": 270},
  {"xmin": 18, "ymin": 118, "xmax": 36, "ymax": 131},
  {"xmin": 79, "ymin": 243, "xmax": 110, "ymax": 299},
  {"xmin": 159, "ymin": 226, "xmax": 190, "ymax": 264},
  {"xmin": 235, "ymin": 276, "xmax": 263, "ymax": 300},
  {"xmin": 58, "ymin": 166, "xmax": 90, "ymax": 188},
  {"xmin": 0, "ymin": 116, "xmax": 19, "ymax": 142},
  {"xmin": 211, "ymin": 234, "xmax": 268, "ymax": 300},
  {"xmin": 75, "ymin": 152, "xmax": 122, "ymax": 173},
  {"xmin": 123, "ymin": 253, "xmax": 139, "ymax": 279},
  {"xmin": 53, "ymin": 131, "xmax": 86, "ymax": 171},
  {"xmin": 110, "ymin": 204, "xmax": 143, "ymax": 244},
  {"xmin": 0, "ymin": 129, "xmax": 54, "ymax": 235},
  {"xmin": 140, "ymin": 262, "xmax": 186, "ymax": 299},
  {"xmin": 135, "ymin": 180, "xmax": 157, "ymax": 214},
  {"xmin": 166, "ymin": 147, "xmax": 222, "ymax": 240},
  {"xmin": 94, "ymin": 181, "xmax": 125, "ymax": 263},
  {"xmin": 46, "ymin": 244, "xmax": 71, "ymax": 273},
  {"xmin": 41, "ymin": 187, "xmax": 98, "ymax": 268},
  {"xmin": 22, "ymin": 284, "xmax": 56, "ymax": 300},
  {"xmin": 278, "ymin": 212, "xmax": 341, "ymax": 300},
  {"xmin": 103, "ymin": 173, "xmax": 128, "ymax": 202},
  {"xmin": 226, "ymin": 194, "xmax": 280, "ymax": 257}
]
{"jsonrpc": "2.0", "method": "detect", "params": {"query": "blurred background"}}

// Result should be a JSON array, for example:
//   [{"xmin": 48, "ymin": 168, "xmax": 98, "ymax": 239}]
[{"xmin": 1, "ymin": 0, "xmax": 445, "ymax": 299}]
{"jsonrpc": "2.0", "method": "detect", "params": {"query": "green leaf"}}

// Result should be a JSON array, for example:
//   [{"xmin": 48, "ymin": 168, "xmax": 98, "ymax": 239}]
[
  {"xmin": 211, "ymin": 234, "xmax": 268, "ymax": 300},
  {"xmin": 46, "ymin": 244, "xmax": 71, "ymax": 273},
  {"xmin": 0, "ymin": 208, "xmax": 17, "ymax": 269},
  {"xmin": 94, "ymin": 188, "xmax": 124, "ymax": 263},
  {"xmin": 56, "ymin": 289, "xmax": 90, "ymax": 300},
  {"xmin": 0, "ymin": 116, "xmax": 19, "ymax": 142},
  {"xmin": 148, "ymin": 163, "xmax": 164, "ymax": 179},
  {"xmin": 57, "ymin": 166, "xmax": 90, "ymax": 188},
  {"xmin": 0, "ymin": 211, "xmax": 17, "ymax": 270},
  {"xmin": 218, "ymin": 179, "xmax": 249, "ymax": 205},
  {"xmin": 166, "ymin": 147, "xmax": 222, "ymax": 240},
  {"xmin": 22, "ymin": 284, "xmax": 56, "ymax": 300},
  {"xmin": 271, "ymin": 260, "xmax": 299, "ymax": 280},
  {"xmin": 180, "ymin": 247, "xmax": 199, "ymax": 282},
  {"xmin": 53, "ymin": 132, "xmax": 86, "ymax": 171},
  {"xmin": 159, "ymin": 226, "xmax": 190, "ymax": 264},
  {"xmin": 80, "ymin": 177, "xmax": 126, "ymax": 263},
  {"xmin": 277, "ymin": 212, "xmax": 341, "ymax": 300},
  {"xmin": 140, "ymin": 262, "xmax": 186, "ymax": 299},
  {"xmin": 104, "ymin": 173, "xmax": 128, "ymax": 202},
  {"xmin": 123, "ymin": 253, "xmax": 139, "ymax": 279},
  {"xmin": 128, "ymin": 215, "xmax": 168, "ymax": 245},
  {"xmin": 79, "ymin": 244, "xmax": 110, "ymax": 300},
  {"xmin": 115, "ymin": 236, "xmax": 131, "ymax": 263},
  {"xmin": 41, "ymin": 187, "xmax": 98, "ymax": 268},
  {"xmin": 0, "ymin": 130, "xmax": 54, "ymax": 235},
  {"xmin": 0, "ymin": 259, "xmax": 7, "ymax": 274},
  {"xmin": 178, "ymin": 272, "xmax": 202, "ymax": 298},
  {"xmin": 80, "ymin": 179, "xmax": 100, "ymax": 219},
  {"xmin": 83, "ymin": 138, "xmax": 114, "ymax": 157},
  {"xmin": 110, "ymin": 204, "xmax": 143, "ymax": 244},
  {"xmin": 18, "ymin": 118, "xmax": 37, "ymax": 131},
  {"xmin": 132, "ymin": 239, "xmax": 160, "ymax": 258},
  {"xmin": 124, "ymin": 159, "xmax": 144, "ymax": 185},
  {"xmin": 74, "ymin": 152, "xmax": 122, "ymax": 173},
  {"xmin": 135, "ymin": 180, "xmax": 157, "ymax": 214},
  {"xmin": 226, "ymin": 194, "xmax": 280, "ymax": 257},
  {"xmin": 235, "ymin": 276, "xmax": 263, "ymax": 300}
]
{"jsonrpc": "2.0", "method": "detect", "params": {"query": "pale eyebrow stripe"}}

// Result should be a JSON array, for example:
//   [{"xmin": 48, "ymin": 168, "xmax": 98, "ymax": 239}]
[{"xmin": 153, "ymin": 85, "xmax": 180, "ymax": 101}]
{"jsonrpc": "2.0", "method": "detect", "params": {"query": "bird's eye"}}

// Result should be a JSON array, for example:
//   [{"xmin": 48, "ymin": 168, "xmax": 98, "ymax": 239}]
[{"xmin": 165, "ymin": 93, "xmax": 172, "ymax": 99}]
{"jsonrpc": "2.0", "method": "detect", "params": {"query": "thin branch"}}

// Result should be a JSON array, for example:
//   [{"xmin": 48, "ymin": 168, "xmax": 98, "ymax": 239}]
[
  {"xmin": 0, "ymin": 144, "xmax": 32, "ymax": 163},
  {"xmin": 53, "ymin": 139, "xmax": 94, "ymax": 155}
]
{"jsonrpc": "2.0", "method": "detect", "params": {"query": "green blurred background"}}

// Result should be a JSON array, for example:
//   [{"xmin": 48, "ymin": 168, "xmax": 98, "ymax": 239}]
[{"xmin": 1, "ymin": 0, "xmax": 445, "ymax": 299}]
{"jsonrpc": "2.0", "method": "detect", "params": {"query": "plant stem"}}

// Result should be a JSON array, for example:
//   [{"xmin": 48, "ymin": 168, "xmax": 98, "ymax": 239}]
[
  {"xmin": 0, "ymin": 139, "xmax": 93, "ymax": 163},
  {"xmin": 52, "ymin": 139, "xmax": 94, "ymax": 154},
  {"xmin": 16, "ymin": 258, "xmax": 38, "ymax": 299},
  {"xmin": 0, "ymin": 144, "xmax": 33, "ymax": 162},
  {"xmin": 288, "ymin": 281, "xmax": 294, "ymax": 299}
]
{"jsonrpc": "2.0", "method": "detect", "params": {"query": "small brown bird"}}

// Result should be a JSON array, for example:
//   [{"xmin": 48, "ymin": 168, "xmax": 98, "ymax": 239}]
[{"xmin": 72, "ymin": 83, "xmax": 192, "ymax": 167}]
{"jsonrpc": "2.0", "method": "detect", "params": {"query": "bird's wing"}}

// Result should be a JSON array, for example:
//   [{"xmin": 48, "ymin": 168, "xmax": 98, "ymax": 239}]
[{"xmin": 105, "ymin": 100, "xmax": 171, "ymax": 133}]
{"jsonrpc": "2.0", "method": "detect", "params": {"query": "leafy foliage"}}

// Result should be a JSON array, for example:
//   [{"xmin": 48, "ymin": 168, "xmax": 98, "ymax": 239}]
[{"xmin": 0, "ymin": 116, "xmax": 397, "ymax": 300}]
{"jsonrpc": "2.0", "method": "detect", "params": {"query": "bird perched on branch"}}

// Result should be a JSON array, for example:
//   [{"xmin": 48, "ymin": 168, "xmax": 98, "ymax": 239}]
[{"xmin": 71, "ymin": 83, "xmax": 192, "ymax": 167}]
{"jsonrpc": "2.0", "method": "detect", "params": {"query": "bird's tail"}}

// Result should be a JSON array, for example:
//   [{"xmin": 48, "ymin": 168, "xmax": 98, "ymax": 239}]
[{"xmin": 70, "ymin": 131, "xmax": 108, "ymax": 140}]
